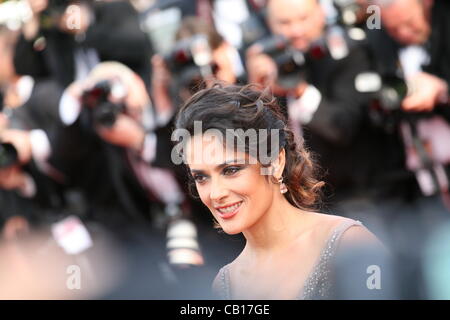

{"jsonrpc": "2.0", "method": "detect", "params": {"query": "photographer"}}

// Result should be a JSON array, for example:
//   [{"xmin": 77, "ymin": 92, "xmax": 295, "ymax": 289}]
[
  {"xmin": 0, "ymin": 24, "xmax": 62, "ymax": 130},
  {"xmin": 14, "ymin": 0, "xmax": 153, "ymax": 87},
  {"xmin": 371, "ymin": 0, "xmax": 449, "ymax": 112},
  {"xmin": 151, "ymin": 16, "xmax": 244, "ymax": 123},
  {"xmin": 1, "ymin": 25, "xmax": 68, "ymax": 228},
  {"xmin": 245, "ymin": 0, "xmax": 406, "ymax": 204},
  {"xmin": 0, "ymin": 125, "xmax": 71, "ymax": 242},
  {"xmin": 44, "ymin": 61, "xmax": 204, "ymax": 266},
  {"xmin": 368, "ymin": 0, "xmax": 450, "ymax": 202}
]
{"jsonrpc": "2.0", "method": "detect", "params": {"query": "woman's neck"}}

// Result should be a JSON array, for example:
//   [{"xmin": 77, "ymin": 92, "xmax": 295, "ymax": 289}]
[{"xmin": 242, "ymin": 193, "xmax": 310, "ymax": 257}]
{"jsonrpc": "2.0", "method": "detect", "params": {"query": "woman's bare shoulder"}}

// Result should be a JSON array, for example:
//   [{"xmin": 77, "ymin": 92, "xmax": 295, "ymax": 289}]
[
  {"xmin": 303, "ymin": 212, "xmax": 381, "ymax": 246},
  {"xmin": 309, "ymin": 212, "xmax": 383, "ymax": 249},
  {"xmin": 301, "ymin": 213, "xmax": 386, "ymax": 267},
  {"xmin": 303, "ymin": 212, "xmax": 354, "ymax": 233}
]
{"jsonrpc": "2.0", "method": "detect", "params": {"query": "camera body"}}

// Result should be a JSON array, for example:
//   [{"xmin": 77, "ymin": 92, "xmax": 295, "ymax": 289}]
[
  {"xmin": 0, "ymin": 142, "xmax": 18, "ymax": 169},
  {"xmin": 373, "ymin": 76, "xmax": 408, "ymax": 131},
  {"xmin": 255, "ymin": 34, "xmax": 307, "ymax": 90},
  {"xmin": 355, "ymin": 72, "xmax": 408, "ymax": 131},
  {"xmin": 39, "ymin": 0, "xmax": 72, "ymax": 30},
  {"xmin": 377, "ymin": 76, "xmax": 408, "ymax": 111},
  {"xmin": 163, "ymin": 34, "xmax": 215, "ymax": 95},
  {"xmin": 81, "ymin": 80, "xmax": 125, "ymax": 128}
]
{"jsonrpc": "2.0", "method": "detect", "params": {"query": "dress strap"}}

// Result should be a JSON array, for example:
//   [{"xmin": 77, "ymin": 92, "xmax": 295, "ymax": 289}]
[
  {"xmin": 300, "ymin": 219, "xmax": 364, "ymax": 299},
  {"xmin": 212, "ymin": 265, "xmax": 231, "ymax": 299},
  {"xmin": 327, "ymin": 219, "xmax": 363, "ymax": 253}
]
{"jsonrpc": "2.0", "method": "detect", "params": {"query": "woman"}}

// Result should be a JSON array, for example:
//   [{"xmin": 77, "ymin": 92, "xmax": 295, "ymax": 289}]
[{"xmin": 174, "ymin": 84, "xmax": 383, "ymax": 299}]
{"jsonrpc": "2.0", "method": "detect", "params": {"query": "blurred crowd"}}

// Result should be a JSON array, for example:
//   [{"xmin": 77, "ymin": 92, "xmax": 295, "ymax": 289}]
[{"xmin": 0, "ymin": 0, "xmax": 450, "ymax": 299}]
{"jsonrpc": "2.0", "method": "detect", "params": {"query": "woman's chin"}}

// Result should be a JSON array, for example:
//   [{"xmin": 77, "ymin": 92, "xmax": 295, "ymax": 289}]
[
  {"xmin": 219, "ymin": 224, "xmax": 244, "ymax": 235},
  {"xmin": 224, "ymin": 229, "xmax": 242, "ymax": 235}
]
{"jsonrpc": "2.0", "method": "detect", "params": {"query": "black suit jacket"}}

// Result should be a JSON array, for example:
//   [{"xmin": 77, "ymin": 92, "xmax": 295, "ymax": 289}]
[
  {"xmin": 291, "ymin": 34, "xmax": 409, "ymax": 200},
  {"xmin": 1, "ymin": 79, "xmax": 67, "ymax": 220},
  {"xmin": 425, "ymin": 0, "xmax": 450, "ymax": 89},
  {"xmin": 8, "ymin": 78, "xmax": 63, "ymax": 131}
]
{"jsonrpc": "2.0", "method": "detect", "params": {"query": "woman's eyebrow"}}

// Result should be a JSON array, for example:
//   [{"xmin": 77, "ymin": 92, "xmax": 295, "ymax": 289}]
[
  {"xmin": 190, "ymin": 159, "xmax": 246, "ymax": 175},
  {"xmin": 215, "ymin": 159, "xmax": 246, "ymax": 170}
]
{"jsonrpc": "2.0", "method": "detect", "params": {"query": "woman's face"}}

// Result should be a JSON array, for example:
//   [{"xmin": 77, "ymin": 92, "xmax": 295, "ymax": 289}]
[{"xmin": 185, "ymin": 133, "xmax": 276, "ymax": 235}]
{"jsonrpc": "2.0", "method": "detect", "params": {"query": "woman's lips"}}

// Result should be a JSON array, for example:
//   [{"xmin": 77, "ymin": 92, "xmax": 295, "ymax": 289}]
[{"xmin": 215, "ymin": 201, "xmax": 243, "ymax": 219}]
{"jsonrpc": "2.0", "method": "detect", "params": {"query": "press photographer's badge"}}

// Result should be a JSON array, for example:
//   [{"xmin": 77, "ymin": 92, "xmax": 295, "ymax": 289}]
[{"xmin": 51, "ymin": 216, "xmax": 93, "ymax": 255}]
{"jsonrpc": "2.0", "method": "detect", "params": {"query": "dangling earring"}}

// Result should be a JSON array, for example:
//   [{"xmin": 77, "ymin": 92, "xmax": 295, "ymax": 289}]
[{"xmin": 278, "ymin": 177, "xmax": 288, "ymax": 194}]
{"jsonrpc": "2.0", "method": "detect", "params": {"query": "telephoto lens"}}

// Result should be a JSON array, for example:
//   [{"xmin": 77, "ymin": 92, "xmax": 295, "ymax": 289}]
[{"xmin": 166, "ymin": 218, "xmax": 204, "ymax": 268}]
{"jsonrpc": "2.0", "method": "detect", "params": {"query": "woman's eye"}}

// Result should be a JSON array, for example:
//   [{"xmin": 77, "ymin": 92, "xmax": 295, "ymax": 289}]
[
  {"xmin": 193, "ymin": 175, "xmax": 207, "ymax": 184},
  {"xmin": 223, "ymin": 166, "xmax": 242, "ymax": 176}
]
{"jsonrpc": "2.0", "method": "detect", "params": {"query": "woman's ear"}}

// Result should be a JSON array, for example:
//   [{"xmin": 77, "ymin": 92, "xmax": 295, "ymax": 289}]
[{"xmin": 272, "ymin": 148, "xmax": 286, "ymax": 179}]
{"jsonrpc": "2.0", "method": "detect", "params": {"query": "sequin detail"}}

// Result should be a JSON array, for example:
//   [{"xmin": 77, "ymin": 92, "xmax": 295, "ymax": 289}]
[{"xmin": 212, "ymin": 219, "xmax": 363, "ymax": 300}]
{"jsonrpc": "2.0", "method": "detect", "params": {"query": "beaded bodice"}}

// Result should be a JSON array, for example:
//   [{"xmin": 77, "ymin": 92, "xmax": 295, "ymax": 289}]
[{"xmin": 213, "ymin": 219, "xmax": 363, "ymax": 300}]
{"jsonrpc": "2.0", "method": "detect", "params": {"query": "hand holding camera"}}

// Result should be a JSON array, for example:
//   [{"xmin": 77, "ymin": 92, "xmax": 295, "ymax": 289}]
[
  {"xmin": 246, "ymin": 44, "xmax": 278, "ymax": 88},
  {"xmin": 403, "ymin": 72, "xmax": 449, "ymax": 112},
  {"xmin": 80, "ymin": 79, "xmax": 147, "ymax": 152},
  {"xmin": 0, "ymin": 129, "xmax": 32, "ymax": 193},
  {"xmin": 246, "ymin": 35, "xmax": 309, "ymax": 97},
  {"xmin": 0, "ymin": 129, "xmax": 32, "ymax": 166},
  {"xmin": 96, "ymin": 114, "xmax": 145, "ymax": 151}
]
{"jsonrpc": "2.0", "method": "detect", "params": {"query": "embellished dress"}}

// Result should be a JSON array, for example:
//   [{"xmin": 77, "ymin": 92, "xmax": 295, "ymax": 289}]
[{"xmin": 213, "ymin": 219, "xmax": 363, "ymax": 299}]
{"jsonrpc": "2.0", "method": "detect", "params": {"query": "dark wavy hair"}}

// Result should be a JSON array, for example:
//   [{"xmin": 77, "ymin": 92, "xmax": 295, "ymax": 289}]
[{"xmin": 175, "ymin": 83, "xmax": 324, "ymax": 211}]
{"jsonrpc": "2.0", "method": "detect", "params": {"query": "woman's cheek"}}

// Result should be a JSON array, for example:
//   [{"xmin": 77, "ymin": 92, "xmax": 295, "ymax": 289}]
[
  {"xmin": 235, "ymin": 171, "xmax": 259, "ymax": 193},
  {"xmin": 197, "ymin": 184, "xmax": 212, "ymax": 208}
]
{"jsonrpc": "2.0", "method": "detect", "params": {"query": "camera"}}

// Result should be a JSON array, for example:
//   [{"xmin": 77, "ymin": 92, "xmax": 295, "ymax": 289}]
[
  {"xmin": 377, "ymin": 76, "xmax": 408, "ymax": 111},
  {"xmin": 373, "ymin": 76, "xmax": 408, "ymax": 131},
  {"xmin": 0, "ymin": 142, "xmax": 18, "ymax": 169},
  {"xmin": 355, "ymin": 72, "xmax": 408, "ymax": 131},
  {"xmin": 163, "ymin": 34, "xmax": 215, "ymax": 95},
  {"xmin": 355, "ymin": 72, "xmax": 408, "ymax": 111},
  {"xmin": 255, "ymin": 34, "xmax": 307, "ymax": 90},
  {"xmin": 81, "ymin": 80, "xmax": 126, "ymax": 128},
  {"xmin": 39, "ymin": 0, "xmax": 71, "ymax": 30}
]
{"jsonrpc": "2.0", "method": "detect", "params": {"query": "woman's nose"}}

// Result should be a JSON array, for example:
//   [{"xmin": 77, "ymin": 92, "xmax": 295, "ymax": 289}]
[{"xmin": 209, "ymin": 177, "xmax": 229, "ymax": 202}]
